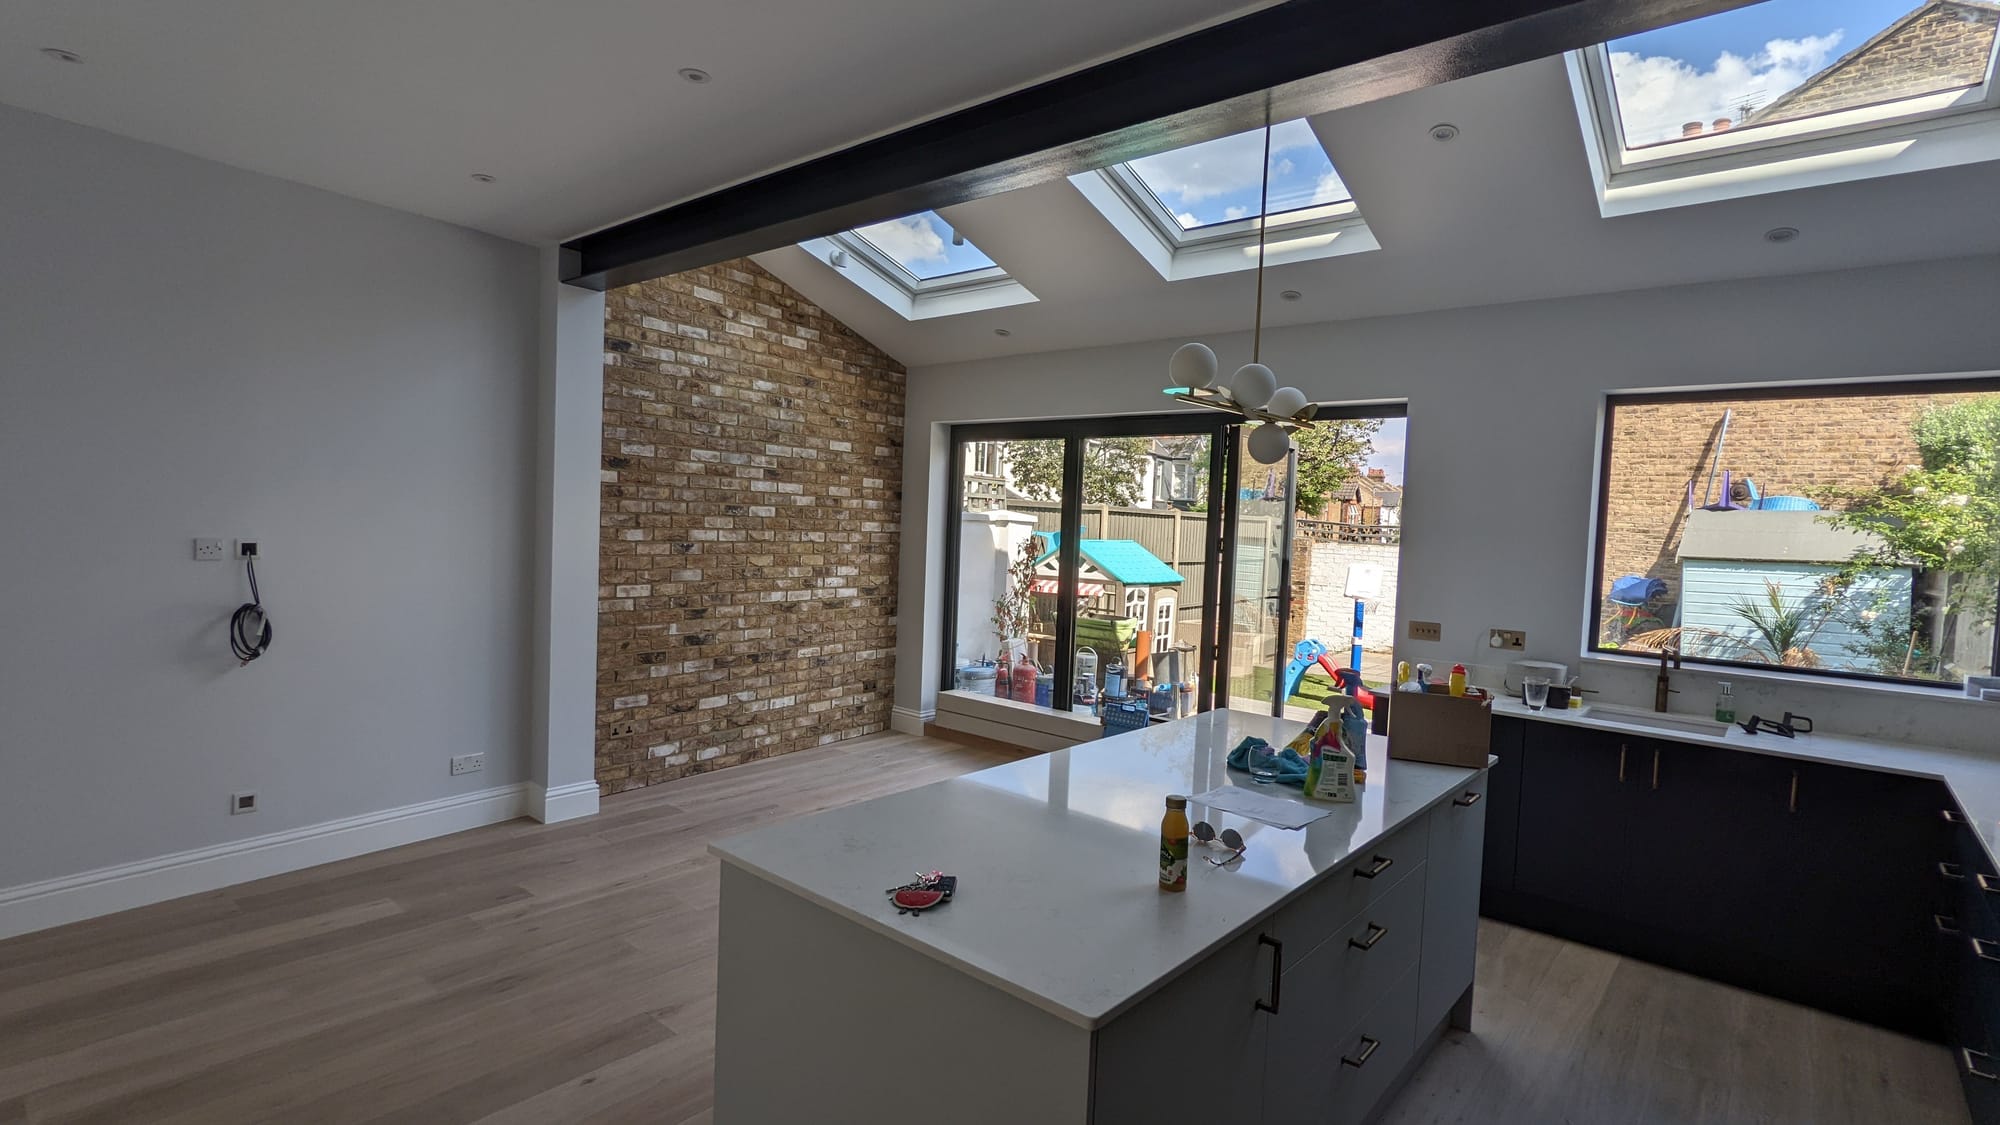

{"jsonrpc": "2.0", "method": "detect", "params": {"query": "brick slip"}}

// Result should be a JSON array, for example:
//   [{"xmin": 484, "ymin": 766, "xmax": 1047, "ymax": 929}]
[{"xmin": 597, "ymin": 259, "xmax": 906, "ymax": 794}]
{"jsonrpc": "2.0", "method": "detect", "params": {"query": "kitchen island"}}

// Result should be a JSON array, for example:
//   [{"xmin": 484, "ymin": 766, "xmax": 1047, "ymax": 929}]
[{"xmin": 709, "ymin": 710, "xmax": 1491, "ymax": 1124}]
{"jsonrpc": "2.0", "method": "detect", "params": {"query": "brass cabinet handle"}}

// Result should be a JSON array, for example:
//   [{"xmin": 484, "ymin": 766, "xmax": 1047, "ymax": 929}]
[
  {"xmin": 1341, "ymin": 1035, "xmax": 1382, "ymax": 1068},
  {"xmin": 1453, "ymin": 792, "xmax": 1482, "ymax": 807},
  {"xmin": 1980, "ymin": 873, "xmax": 2000, "ymax": 895},
  {"xmin": 1618, "ymin": 744, "xmax": 1627, "ymax": 782},
  {"xmin": 1941, "ymin": 862, "xmax": 1967, "ymax": 880},
  {"xmin": 1937, "ymin": 914, "xmax": 1963, "ymax": 935},
  {"xmin": 1349, "ymin": 922, "xmax": 1389, "ymax": 951},
  {"xmin": 1975, "ymin": 937, "xmax": 2000, "ymax": 964},
  {"xmin": 1945, "ymin": 809, "xmax": 1970, "ymax": 825},
  {"xmin": 1788, "ymin": 770, "xmax": 1799, "ymax": 814},
  {"xmin": 1256, "ymin": 934, "xmax": 1282, "ymax": 1014},
  {"xmin": 1355, "ymin": 855, "xmax": 1395, "ymax": 879},
  {"xmin": 1651, "ymin": 748, "xmax": 1661, "ymax": 791},
  {"xmin": 1966, "ymin": 1047, "xmax": 2000, "ymax": 1082}
]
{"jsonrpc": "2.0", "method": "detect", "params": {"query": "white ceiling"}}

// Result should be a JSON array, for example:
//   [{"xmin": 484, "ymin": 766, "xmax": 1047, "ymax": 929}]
[
  {"xmin": 0, "ymin": 0, "xmax": 1266, "ymax": 243},
  {"xmin": 6, "ymin": 4, "xmax": 1999, "ymax": 371},
  {"xmin": 757, "ymin": 56, "xmax": 2000, "ymax": 367}
]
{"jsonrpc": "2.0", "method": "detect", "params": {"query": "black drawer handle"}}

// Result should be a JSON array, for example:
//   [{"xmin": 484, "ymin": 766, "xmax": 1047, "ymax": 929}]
[
  {"xmin": 1942, "ymin": 862, "xmax": 1966, "ymax": 881},
  {"xmin": 1349, "ymin": 922, "xmax": 1389, "ymax": 951},
  {"xmin": 1975, "ymin": 937, "xmax": 2000, "ymax": 964},
  {"xmin": 1256, "ymin": 934, "xmax": 1282, "ymax": 1014},
  {"xmin": 1980, "ymin": 873, "xmax": 2000, "ymax": 895},
  {"xmin": 1453, "ymin": 792, "xmax": 1482, "ymax": 807},
  {"xmin": 1356, "ymin": 855, "xmax": 1394, "ymax": 879},
  {"xmin": 1937, "ymin": 914, "xmax": 1963, "ymax": 935},
  {"xmin": 1967, "ymin": 1047, "xmax": 1999, "ymax": 1082},
  {"xmin": 1341, "ymin": 1035, "xmax": 1381, "ymax": 1068},
  {"xmin": 1944, "ymin": 809, "xmax": 1970, "ymax": 825}
]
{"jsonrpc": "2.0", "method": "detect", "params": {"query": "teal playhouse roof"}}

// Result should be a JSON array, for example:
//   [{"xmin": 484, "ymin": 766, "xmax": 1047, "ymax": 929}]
[{"xmin": 1034, "ymin": 533, "xmax": 1185, "ymax": 586}]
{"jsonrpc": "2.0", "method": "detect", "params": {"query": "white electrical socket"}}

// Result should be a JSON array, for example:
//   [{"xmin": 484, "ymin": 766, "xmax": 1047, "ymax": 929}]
[
  {"xmin": 450, "ymin": 754, "xmax": 485, "ymax": 776},
  {"xmin": 230, "ymin": 791, "xmax": 259, "ymax": 815},
  {"xmin": 193, "ymin": 539, "xmax": 227, "ymax": 561}
]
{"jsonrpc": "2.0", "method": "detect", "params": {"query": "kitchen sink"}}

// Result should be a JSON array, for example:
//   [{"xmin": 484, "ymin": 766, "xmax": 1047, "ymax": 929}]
[{"xmin": 1585, "ymin": 703, "xmax": 1732, "ymax": 738}]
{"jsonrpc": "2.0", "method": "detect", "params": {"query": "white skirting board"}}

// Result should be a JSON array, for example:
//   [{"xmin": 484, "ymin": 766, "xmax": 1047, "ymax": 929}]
[
  {"xmin": 527, "ymin": 779, "xmax": 601, "ymax": 823},
  {"xmin": 0, "ymin": 783, "xmax": 530, "ymax": 940},
  {"xmin": 889, "ymin": 707, "xmax": 934, "ymax": 736}
]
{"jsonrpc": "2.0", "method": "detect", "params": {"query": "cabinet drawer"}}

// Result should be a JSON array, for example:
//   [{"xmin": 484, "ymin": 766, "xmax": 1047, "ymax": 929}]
[
  {"xmin": 1287, "ymin": 864, "xmax": 1427, "ymax": 1024},
  {"xmin": 1327, "ymin": 962, "xmax": 1422, "ymax": 1124},
  {"xmin": 1269, "ymin": 817, "xmax": 1428, "ymax": 959}
]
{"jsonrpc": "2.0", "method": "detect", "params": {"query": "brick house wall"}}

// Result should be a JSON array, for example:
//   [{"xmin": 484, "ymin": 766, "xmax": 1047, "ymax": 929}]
[
  {"xmin": 597, "ymin": 260, "xmax": 905, "ymax": 794},
  {"xmin": 1600, "ymin": 394, "xmax": 1929, "ymax": 615},
  {"xmin": 1749, "ymin": 2, "xmax": 1998, "ymax": 124}
]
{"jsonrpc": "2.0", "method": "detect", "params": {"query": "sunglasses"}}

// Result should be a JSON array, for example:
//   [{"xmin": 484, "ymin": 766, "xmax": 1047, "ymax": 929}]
[{"xmin": 1191, "ymin": 821, "xmax": 1247, "ymax": 865}]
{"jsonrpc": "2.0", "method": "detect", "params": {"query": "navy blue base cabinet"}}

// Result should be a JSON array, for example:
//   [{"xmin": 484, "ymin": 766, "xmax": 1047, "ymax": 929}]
[{"xmin": 1481, "ymin": 716, "xmax": 1968, "ymax": 1067}]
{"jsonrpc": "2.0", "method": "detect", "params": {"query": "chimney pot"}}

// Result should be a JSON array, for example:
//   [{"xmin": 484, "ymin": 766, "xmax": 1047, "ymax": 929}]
[
  {"xmin": 1713, "ymin": 117, "xmax": 1734, "ymax": 132},
  {"xmin": 1367, "ymin": 468, "xmax": 1386, "ymax": 480},
  {"xmin": 1682, "ymin": 121, "xmax": 1705, "ymax": 137}
]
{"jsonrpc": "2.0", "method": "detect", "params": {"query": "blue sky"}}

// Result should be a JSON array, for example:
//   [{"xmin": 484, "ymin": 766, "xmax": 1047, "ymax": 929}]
[
  {"xmin": 1606, "ymin": 0, "xmax": 1931, "ymax": 146},
  {"xmin": 1125, "ymin": 119, "xmax": 1349, "ymax": 229},
  {"xmin": 851, "ymin": 211, "xmax": 998, "ymax": 280},
  {"xmin": 1364, "ymin": 417, "xmax": 1406, "ymax": 486}
]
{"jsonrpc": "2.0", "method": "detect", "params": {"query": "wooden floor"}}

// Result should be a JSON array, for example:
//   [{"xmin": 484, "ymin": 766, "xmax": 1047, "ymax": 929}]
[{"xmin": 0, "ymin": 733, "xmax": 1969, "ymax": 1124}]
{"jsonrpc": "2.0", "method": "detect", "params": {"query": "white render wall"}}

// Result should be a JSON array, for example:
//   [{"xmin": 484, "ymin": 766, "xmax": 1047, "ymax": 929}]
[
  {"xmin": 898, "ymin": 254, "xmax": 2000, "ymax": 751},
  {"xmin": 0, "ymin": 106, "xmax": 543, "ymax": 890}
]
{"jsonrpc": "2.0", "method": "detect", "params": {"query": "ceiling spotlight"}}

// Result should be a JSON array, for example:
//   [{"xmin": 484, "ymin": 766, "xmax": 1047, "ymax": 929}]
[
  {"xmin": 678, "ymin": 67, "xmax": 712, "ymax": 84},
  {"xmin": 469, "ymin": 172, "xmax": 497, "ymax": 183},
  {"xmin": 951, "ymin": 229, "xmax": 966, "ymax": 247},
  {"xmin": 1429, "ymin": 123, "xmax": 1460, "ymax": 142},
  {"xmin": 1279, "ymin": 289, "xmax": 1302, "ymax": 301},
  {"xmin": 993, "ymin": 328, "xmax": 1012, "ymax": 337},
  {"xmin": 39, "ymin": 47, "xmax": 83, "ymax": 64},
  {"xmin": 1764, "ymin": 226, "xmax": 1801, "ymax": 244}
]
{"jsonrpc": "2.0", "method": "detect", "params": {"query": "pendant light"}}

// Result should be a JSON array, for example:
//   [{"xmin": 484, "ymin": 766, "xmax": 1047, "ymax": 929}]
[{"xmin": 1161, "ymin": 108, "xmax": 1317, "ymax": 463}]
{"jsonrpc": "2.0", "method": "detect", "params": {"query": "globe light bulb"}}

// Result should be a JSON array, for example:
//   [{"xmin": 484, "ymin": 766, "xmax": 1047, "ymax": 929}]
[
  {"xmin": 1266, "ymin": 386, "xmax": 1308, "ymax": 419},
  {"xmin": 1248, "ymin": 422, "xmax": 1292, "ymax": 464},
  {"xmin": 1231, "ymin": 363, "xmax": 1277, "ymax": 412},
  {"xmin": 1167, "ymin": 342, "xmax": 1219, "ymax": 389}
]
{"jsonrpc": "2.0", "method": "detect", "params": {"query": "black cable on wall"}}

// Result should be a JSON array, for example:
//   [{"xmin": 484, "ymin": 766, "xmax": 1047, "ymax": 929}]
[{"xmin": 231, "ymin": 555, "xmax": 272, "ymax": 664}]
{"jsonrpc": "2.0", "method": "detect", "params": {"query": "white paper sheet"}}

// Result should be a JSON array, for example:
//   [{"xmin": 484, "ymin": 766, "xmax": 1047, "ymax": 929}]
[{"xmin": 1189, "ymin": 785, "xmax": 1332, "ymax": 830}]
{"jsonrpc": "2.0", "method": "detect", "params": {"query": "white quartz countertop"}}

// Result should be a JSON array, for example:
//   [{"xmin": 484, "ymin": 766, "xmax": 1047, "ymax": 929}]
[
  {"xmin": 1493, "ymin": 697, "xmax": 2000, "ymax": 864},
  {"xmin": 709, "ymin": 711, "xmax": 1484, "ymax": 1030}
]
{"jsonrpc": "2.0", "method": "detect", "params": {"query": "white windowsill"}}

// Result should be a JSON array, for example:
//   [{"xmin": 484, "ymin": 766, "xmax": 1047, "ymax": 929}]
[{"xmin": 1579, "ymin": 651, "xmax": 2000, "ymax": 707}]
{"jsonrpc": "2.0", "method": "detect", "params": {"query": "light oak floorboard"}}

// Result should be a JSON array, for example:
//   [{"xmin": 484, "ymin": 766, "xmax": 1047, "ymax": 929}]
[{"xmin": 0, "ymin": 733, "xmax": 1969, "ymax": 1124}]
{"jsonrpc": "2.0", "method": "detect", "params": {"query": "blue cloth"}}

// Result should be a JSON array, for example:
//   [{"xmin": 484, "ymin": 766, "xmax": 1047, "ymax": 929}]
[
  {"xmin": 1226, "ymin": 736, "xmax": 1310, "ymax": 787},
  {"xmin": 1609, "ymin": 575, "xmax": 1669, "ymax": 606}
]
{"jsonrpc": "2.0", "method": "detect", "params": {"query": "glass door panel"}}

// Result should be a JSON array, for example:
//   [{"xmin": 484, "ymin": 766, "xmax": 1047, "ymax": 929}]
[
  {"xmin": 1223, "ymin": 430, "xmax": 1294, "ymax": 717},
  {"xmin": 951, "ymin": 439, "xmax": 1067, "ymax": 712}
]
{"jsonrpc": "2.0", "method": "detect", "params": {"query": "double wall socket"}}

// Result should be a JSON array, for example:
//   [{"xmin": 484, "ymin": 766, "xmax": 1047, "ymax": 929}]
[
  {"xmin": 1489, "ymin": 629, "xmax": 1527, "ymax": 651},
  {"xmin": 1407, "ymin": 620, "xmax": 1443, "ymax": 643},
  {"xmin": 450, "ymin": 754, "xmax": 485, "ymax": 776},
  {"xmin": 193, "ymin": 538, "xmax": 227, "ymax": 561}
]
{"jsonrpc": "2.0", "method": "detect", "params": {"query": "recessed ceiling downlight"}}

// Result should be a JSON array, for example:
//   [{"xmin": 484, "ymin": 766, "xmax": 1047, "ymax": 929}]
[
  {"xmin": 40, "ymin": 47, "xmax": 83, "ymax": 64},
  {"xmin": 678, "ymin": 67, "xmax": 712, "ymax": 84},
  {"xmin": 1764, "ymin": 226, "xmax": 1801, "ymax": 244},
  {"xmin": 1429, "ymin": 123, "xmax": 1460, "ymax": 142},
  {"xmin": 469, "ymin": 172, "xmax": 497, "ymax": 184},
  {"xmin": 993, "ymin": 328, "xmax": 1012, "ymax": 337},
  {"xmin": 1279, "ymin": 289, "xmax": 1302, "ymax": 301}
]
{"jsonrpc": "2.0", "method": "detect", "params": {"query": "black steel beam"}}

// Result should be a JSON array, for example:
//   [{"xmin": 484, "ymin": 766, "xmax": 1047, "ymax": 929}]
[{"xmin": 561, "ymin": 0, "xmax": 1758, "ymax": 289}]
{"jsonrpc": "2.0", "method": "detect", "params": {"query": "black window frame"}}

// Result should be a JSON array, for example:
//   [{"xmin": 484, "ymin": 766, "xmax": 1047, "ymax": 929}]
[
  {"xmin": 941, "ymin": 414, "xmax": 1231, "ymax": 715},
  {"xmin": 1590, "ymin": 378, "xmax": 2000, "ymax": 692}
]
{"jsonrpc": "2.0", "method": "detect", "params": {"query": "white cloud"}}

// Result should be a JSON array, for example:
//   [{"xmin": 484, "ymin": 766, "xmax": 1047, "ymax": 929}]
[
  {"xmin": 1175, "ymin": 210, "xmax": 1200, "ymax": 228},
  {"xmin": 853, "ymin": 214, "xmax": 947, "ymax": 269},
  {"xmin": 1608, "ymin": 32, "xmax": 1843, "ymax": 146},
  {"xmin": 1224, "ymin": 205, "xmax": 1248, "ymax": 220},
  {"xmin": 1127, "ymin": 118, "xmax": 1327, "ymax": 203},
  {"xmin": 1314, "ymin": 169, "xmax": 1349, "ymax": 203}
]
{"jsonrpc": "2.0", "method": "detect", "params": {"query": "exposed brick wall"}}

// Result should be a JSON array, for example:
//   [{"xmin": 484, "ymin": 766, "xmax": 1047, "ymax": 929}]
[
  {"xmin": 1600, "ymin": 394, "xmax": 1929, "ymax": 614},
  {"xmin": 597, "ymin": 260, "xmax": 905, "ymax": 794},
  {"xmin": 1751, "ymin": 2, "xmax": 1998, "ymax": 123}
]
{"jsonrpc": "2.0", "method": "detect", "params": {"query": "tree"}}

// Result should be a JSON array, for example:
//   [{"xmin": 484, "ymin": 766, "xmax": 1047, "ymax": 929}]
[
  {"xmin": 1001, "ymin": 437, "xmax": 1154, "ymax": 506},
  {"xmin": 1822, "ymin": 396, "xmax": 2000, "ymax": 677},
  {"xmin": 1292, "ymin": 418, "xmax": 1383, "ymax": 519}
]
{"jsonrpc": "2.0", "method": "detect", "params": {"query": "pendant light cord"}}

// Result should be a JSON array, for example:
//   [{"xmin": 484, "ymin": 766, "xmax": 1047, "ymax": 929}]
[{"xmin": 1252, "ymin": 104, "xmax": 1272, "ymax": 365}]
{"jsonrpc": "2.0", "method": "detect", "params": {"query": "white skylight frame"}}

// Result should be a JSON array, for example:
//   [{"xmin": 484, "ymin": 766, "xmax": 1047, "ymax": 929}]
[
  {"xmin": 1568, "ymin": 34, "xmax": 2000, "ymax": 216},
  {"xmin": 801, "ymin": 228, "xmax": 1037, "ymax": 321},
  {"xmin": 1070, "ymin": 165, "xmax": 1378, "ymax": 282}
]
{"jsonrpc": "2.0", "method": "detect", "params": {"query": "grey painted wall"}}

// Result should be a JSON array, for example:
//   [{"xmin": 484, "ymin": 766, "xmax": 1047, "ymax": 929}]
[
  {"xmin": 899, "ymin": 254, "xmax": 2000, "ymax": 752},
  {"xmin": 0, "ymin": 107, "xmax": 542, "ymax": 886}
]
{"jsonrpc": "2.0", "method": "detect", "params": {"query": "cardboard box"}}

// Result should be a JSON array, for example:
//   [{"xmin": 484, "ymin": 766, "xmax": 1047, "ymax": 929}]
[{"xmin": 1387, "ymin": 687, "xmax": 1493, "ymax": 769}]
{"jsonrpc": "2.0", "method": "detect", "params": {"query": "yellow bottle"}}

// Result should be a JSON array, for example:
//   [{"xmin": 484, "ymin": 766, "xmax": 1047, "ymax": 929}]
[
  {"xmin": 1160, "ymin": 795, "xmax": 1189, "ymax": 892},
  {"xmin": 1448, "ymin": 663, "xmax": 1467, "ymax": 697}
]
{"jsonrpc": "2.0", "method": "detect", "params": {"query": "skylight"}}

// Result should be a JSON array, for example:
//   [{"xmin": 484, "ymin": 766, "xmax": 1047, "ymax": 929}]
[
  {"xmin": 1124, "ymin": 119, "xmax": 1352, "ymax": 230},
  {"xmin": 849, "ymin": 211, "xmax": 998, "ymax": 281},
  {"xmin": 1601, "ymin": 0, "xmax": 2000, "ymax": 151}
]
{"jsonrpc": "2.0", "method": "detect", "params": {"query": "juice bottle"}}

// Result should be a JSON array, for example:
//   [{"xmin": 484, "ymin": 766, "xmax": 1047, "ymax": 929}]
[
  {"xmin": 1448, "ymin": 663, "xmax": 1468, "ymax": 697},
  {"xmin": 1160, "ymin": 795, "xmax": 1190, "ymax": 892}
]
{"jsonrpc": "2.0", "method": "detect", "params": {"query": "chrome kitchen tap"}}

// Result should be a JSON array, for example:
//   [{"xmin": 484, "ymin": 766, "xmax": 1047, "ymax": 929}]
[{"xmin": 1654, "ymin": 636, "xmax": 1681, "ymax": 712}]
